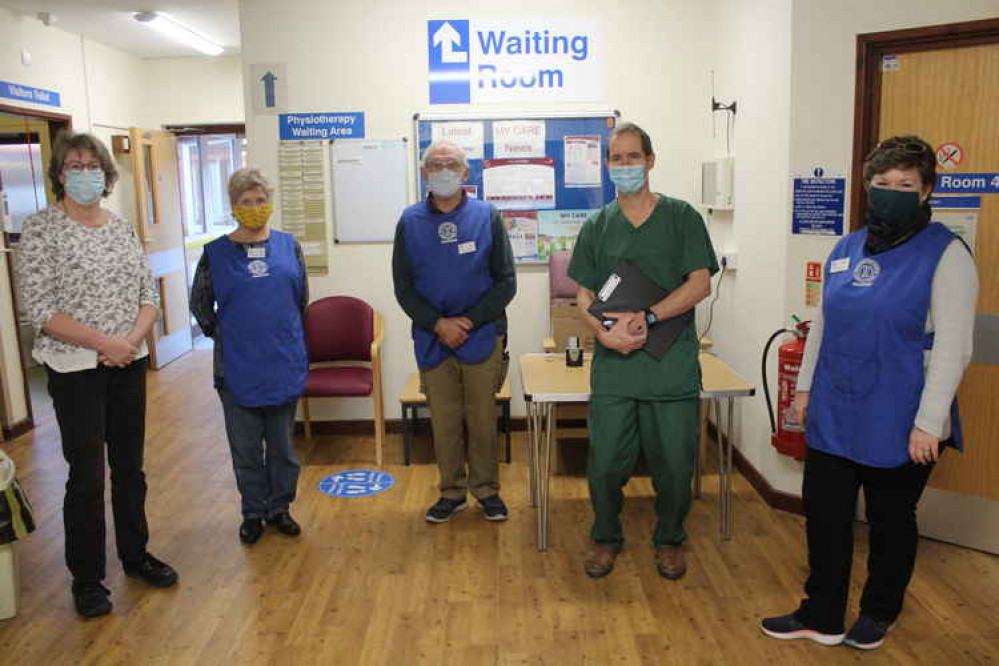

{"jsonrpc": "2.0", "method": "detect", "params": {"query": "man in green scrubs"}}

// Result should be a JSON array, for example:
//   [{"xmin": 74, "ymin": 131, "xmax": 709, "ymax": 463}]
[{"xmin": 568, "ymin": 122, "xmax": 718, "ymax": 580}]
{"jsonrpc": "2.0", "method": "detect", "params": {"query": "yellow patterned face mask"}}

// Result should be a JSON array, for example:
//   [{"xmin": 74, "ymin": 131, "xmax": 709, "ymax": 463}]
[{"xmin": 233, "ymin": 202, "xmax": 273, "ymax": 230}]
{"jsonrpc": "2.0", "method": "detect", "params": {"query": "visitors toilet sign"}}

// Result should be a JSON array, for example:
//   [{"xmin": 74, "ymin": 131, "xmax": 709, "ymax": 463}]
[{"xmin": 427, "ymin": 18, "xmax": 603, "ymax": 104}]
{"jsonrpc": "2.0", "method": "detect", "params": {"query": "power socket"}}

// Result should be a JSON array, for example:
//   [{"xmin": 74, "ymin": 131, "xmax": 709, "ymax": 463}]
[{"xmin": 721, "ymin": 249, "xmax": 738, "ymax": 270}]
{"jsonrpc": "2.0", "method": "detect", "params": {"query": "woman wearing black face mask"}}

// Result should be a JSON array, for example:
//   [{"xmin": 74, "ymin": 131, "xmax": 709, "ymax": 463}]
[{"xmin": 760, "ymin": 136, "xmax": 979, "ymax": 650}]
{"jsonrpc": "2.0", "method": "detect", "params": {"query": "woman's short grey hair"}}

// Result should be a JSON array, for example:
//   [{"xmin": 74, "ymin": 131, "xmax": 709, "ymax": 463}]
[
  {"xmin": 421, "ymin": 141, "xmax": 468, "ymax": 169},
  {"xmin": 48, "ymin": 131, "xmax": 118, "ymax": 201},
  {"xmin": 228, "ymin": 168, "xmax": 273, "ymax": 206}
]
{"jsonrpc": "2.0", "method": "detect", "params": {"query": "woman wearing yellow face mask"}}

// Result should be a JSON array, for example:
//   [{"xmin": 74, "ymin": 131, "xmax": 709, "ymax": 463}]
[{"xmin": 190, "ymin": 168, "xmax": 309, "ymax": 545}]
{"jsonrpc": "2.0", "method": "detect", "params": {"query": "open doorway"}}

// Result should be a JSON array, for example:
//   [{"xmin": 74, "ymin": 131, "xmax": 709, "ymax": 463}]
[
  {"xmin": 166, "ymin": 124, "xmax": 247, "ymax": 346},
  {"xmin": 0, "ymin": 105, "xmax": 70, "ymax": 437}
]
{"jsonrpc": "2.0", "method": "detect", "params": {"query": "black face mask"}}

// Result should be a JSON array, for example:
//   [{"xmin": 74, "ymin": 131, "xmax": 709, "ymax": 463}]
[{"xmin": 864, "ymin": 187, "xmax": 931, "ymax": 254}]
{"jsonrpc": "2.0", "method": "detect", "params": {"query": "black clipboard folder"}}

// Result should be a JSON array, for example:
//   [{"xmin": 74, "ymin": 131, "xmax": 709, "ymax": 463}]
[{"xmin": 587, "ymin": 260, "xmax": 694, "ymax": 360}]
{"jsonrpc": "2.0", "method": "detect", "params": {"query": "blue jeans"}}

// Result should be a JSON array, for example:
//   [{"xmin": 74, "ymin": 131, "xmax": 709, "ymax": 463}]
[{"xmin": 218, "ymin": 389, "xmax": 300, "ymax": 520}]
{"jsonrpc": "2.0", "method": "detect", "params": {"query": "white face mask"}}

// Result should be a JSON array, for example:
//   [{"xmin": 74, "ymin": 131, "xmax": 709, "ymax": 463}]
[{"xmin": 427, "ymin": 170, "xmax": 463, "ymax": 198}]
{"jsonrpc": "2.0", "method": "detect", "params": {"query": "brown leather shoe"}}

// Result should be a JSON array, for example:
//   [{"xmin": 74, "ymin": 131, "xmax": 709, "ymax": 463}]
[
  {"xmin": 584, "ymin": 543, "xmax": 618, "ymax": 578},
  {"xmin": 656, "ymin": 545, "xmax": 687, "ymax": 580}
]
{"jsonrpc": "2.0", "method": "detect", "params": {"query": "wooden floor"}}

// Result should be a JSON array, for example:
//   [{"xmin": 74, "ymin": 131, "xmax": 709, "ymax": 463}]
[{"xmin": 1, "ymin": 350, "xmax": 997, "ymax": 665}]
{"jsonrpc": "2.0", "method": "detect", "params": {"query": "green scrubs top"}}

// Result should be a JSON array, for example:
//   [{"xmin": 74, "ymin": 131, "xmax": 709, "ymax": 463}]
[{"xmin": 568, "ymin": 195, "xmax": 719, "ymax": 400}]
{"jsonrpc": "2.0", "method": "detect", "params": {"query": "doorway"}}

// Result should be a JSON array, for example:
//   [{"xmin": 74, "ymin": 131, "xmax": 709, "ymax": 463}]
[
  {"xmin": 0, "ymin": 105, "xmax": 70, "ymax": 438},
  {"xmin": 852, "ymin": 18, "xmax": 999, "ymax": 553}
]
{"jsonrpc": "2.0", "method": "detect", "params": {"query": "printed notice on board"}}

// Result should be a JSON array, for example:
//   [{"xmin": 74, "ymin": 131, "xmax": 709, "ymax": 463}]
[
  {"xmin": 483, "ymin": 158, "xmax": 556, "ymax": 210},
  {"xmin": 537, "ymin": 209, "xmax": 592, "ymax": 259},
  {"xmin": 564, "ymin": 135, "xmax": 602, "ymax": 188},
  {"xmin": 502, "ymin": 211, "xmax": 540, "ymax": 262},
  {"xmin": 493, "ymin": 120, "xmax": 545, "ymax": 158},
  {"xmin": 431, "ymin": 121, "xmax": 484, "ymax": 160},
  {"xmin": 792, "ymin": 176, "xmax": 846, "ymax": 236}
]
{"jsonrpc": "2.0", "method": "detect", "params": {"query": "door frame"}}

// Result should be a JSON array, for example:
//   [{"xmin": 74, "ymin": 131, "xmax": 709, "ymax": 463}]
[
  {"xmin": 850, "ymin": 17, "xmax": 999, "ymax": 231},
  {"xmin": 0, "ymin": 103, "xmax": 71, "ymax": 440}
]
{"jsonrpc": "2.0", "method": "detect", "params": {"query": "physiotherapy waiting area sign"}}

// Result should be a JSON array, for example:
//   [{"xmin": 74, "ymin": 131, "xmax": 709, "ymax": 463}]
[{"xmin": 427, "ymin": 19, "xmax": 602, "ymax": 104}]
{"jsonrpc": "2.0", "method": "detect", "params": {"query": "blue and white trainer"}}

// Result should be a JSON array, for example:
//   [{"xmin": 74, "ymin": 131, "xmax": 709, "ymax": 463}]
[
  {"xmin": 425, "ymin": 497, "xmax": 468, "ymax": 523},
  {"xmin": 843, "ymin": 616, "xmax": 893, "ymax": 650},
  {"xmin": 760, "ymin": 612, "xmax": 845, "ymax": 646}
]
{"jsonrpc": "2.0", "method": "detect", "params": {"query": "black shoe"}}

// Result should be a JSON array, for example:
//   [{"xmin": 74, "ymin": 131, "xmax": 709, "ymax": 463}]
[
  {"xmin": 123, "ymin": 553, "xmax": 178, "ymax": 588},
  {"xmin": 760, "ymin": 612, "xmax": 844, "ymax": 646},
  {"xmin": 843, "ymin": 615, "xmax": 893, "ymax": 650},
  {"xmin": 478, "ymin": 495, "xmax": 508, "ymax": 521},
  {"xmin": 267, "ymin": 511, "xmax": 301, "ymax": 537},
  {"xmin": 72, "ymin": 582, "xmax": 112, "ymax": 619},
  {"xmin": 425, "ymin": 497, "xmax": 468, "ymax": 523},
  {"xmin": 239, "ymin": 518, "xmax": 264, "ymax": 544}
]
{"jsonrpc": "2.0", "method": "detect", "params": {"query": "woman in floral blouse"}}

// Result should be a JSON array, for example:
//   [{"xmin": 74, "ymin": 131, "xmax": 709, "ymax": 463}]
[{"xmin": 16, "ymin": 131, "xmax": 177, "ymax": 619}]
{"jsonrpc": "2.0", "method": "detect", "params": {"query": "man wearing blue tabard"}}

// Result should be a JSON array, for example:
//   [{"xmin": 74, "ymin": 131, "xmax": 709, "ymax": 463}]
[{"xmin": 392, "ymin": 141, "xmax": 517, "ymax": 524}]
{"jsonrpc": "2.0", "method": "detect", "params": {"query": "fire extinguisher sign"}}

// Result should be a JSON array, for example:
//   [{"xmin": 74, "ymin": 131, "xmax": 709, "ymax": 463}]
[{"xmin": 805, "ymin": 261, "xmax": 822, "ymax": 307}]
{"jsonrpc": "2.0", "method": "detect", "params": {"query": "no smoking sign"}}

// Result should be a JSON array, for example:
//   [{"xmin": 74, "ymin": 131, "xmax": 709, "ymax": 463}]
[{"xmin": 935, "ymin": 142, "xmax": 964, "ymax": 170}]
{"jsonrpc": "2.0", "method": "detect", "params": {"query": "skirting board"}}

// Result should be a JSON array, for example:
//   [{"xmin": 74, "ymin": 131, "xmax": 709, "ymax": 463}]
[{"xmin": 2, "ymin": 417, "xmax": 33, "ymax": 442}]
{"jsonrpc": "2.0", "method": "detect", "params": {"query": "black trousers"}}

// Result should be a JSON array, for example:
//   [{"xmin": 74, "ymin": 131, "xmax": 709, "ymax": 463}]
[
  {"xmin": 47, "ymin": 359, "xmax": 150, "ymax": 584},
  {"xmin": 797, "ymin": 447, "xmax": 935, "ymax": 634}
]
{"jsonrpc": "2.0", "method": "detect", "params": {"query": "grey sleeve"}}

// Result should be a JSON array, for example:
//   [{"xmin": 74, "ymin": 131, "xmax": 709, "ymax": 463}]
[
  {"xmin": 796, "ymin": 308, "xmax": 824, "ymax": 393},
  {"xmin": 915, "ymin": 240, "xmax": 979, "ymax": 438},
  {"xmin": 293, "ymin": 240, "xmax": 309, "ymax": 312}
]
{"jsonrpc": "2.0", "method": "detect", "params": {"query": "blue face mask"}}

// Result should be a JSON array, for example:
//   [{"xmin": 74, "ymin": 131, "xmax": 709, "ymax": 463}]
[
  {"xmin": 608, "ymin": 165, "xmax": 646, "ymax": 195},
  {"xmin": 64, "ymin": 169, "xmax": 106, "ymax": 205}
]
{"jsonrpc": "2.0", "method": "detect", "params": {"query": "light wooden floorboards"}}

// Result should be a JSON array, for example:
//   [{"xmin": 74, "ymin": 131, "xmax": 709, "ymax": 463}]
[{"xmin": 0, "ymin": 350, "xmax": 997, "ymax": 665}]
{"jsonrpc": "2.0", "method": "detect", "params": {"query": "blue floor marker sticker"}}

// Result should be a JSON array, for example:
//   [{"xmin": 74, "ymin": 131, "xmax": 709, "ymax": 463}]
[{"xmin": 318, "ymin": 470, "xmax": 395, "ymax": 498}]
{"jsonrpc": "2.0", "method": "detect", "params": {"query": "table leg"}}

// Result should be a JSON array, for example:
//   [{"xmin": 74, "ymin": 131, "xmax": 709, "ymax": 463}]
[
  {"xmin": 504, "ymin": 402, "xmax": 512, "ymax": 463},
  {"xmin": 403, "ymin": 405, "xmax": 413, "ymax": 466},
  {"xmin": 526, "ymin": 400, "xmax": 538, "ymax": 508},
  {"xmin": 694, "ymin": 399, "xmax": 707, "ymax": 499},
  {"xmin": 724, "ymin": 397, "xmax": 735, "ymax": 541},
  {"xmin": 538, "ymin": 403, "xmax": 555, "ymax": 552}
]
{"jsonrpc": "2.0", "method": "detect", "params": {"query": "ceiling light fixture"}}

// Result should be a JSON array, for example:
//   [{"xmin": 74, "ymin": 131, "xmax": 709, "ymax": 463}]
[{"xmin": 133, "ymin": 11, "xmax": 224, "ymax": 56}]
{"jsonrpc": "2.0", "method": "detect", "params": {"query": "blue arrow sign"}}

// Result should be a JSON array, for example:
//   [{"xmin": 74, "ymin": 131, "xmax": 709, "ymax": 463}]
[
  {"xmin": 428, "ymin": 20, "xmax": 470, "ymax": 104},
  {"xmin": 261, "ymin": 71, "xmax": 278, "ymax": 108}
]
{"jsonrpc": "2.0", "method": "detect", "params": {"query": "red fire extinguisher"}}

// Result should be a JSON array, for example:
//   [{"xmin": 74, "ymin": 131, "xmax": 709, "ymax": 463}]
[{"xmin": 763, "ymin": 318, "xmax": 810, "ymax": 460}]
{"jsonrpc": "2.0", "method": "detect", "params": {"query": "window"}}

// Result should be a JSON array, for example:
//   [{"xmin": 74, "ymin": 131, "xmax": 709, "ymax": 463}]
[{"xmin": 177, "ymin": 134, "xmax": 245, "ymax": 238}]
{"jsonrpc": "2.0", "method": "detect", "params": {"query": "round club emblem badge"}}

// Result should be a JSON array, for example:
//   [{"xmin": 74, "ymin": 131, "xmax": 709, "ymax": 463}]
[
  {"xmin": 852, "ymin": 258, "xmax": 880, "ymax": 286},
  {"xmin": 438, "ymin": 222, "xmax": 458, "ymax": 243}
]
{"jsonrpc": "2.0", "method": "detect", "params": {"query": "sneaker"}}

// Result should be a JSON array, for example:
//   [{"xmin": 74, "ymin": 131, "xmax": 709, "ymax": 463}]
[
  {"xmin": 425, "ymin": 497, "xmax": 468, "ymax": 523},
  {"xmin": 843, "ymin": 615, "xmax": 893, "ymax": 650},
  {"xmin": 267, "ymin": 511, "xmax": 301, "ymax": 537},
  {"xmin": 239, "ymin": 518, "xmax": 264, "ymax": 544},
  {"xmin": 72, "ymin": 582, "xmax": 112, "ymax": 619},
  {"xmin": 123, "ymin": 553, "xmax": 179, "ymax": 588},
  {"xmin": 478, "ymin": 495, "xmax": 509, "ymax": 522},
  {"xmin": 760, "ymin": 612, "xmax": 844, "ymax": 646}
]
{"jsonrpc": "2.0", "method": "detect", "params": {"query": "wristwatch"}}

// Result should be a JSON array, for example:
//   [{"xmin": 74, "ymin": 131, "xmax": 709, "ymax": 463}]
[{"xmin": 644, "ymin": 308, "xmax": 658, "ymax": 326}]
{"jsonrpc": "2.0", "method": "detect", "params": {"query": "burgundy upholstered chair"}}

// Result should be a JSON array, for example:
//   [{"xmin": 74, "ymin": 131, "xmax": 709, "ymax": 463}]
[{"xmin": 301, "ymin": 296, "xmax": 385, "ymax": 467}]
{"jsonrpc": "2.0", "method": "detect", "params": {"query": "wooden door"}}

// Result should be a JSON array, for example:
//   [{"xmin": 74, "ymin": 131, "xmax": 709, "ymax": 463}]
[
  {"xmin": 129, "ymin": 128, "xmax": 191, "ymax": 369},
  {"xmin": 877, "ymin": 42, "xmax": 999, "ymax": 552}
]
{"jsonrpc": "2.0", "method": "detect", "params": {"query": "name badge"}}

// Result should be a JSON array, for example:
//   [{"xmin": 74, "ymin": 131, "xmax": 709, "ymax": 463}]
[
  {"xmin": 458, "ymin": 241, "xmax": 476, "ymax": 255},
  {"xmin": 247, "ymin": 246, "xmax": 267, "ymax": 259},
  {"xmin": 830, "ymin": 258, "xmax": 850, "ymax": 274},
  {"xmin": 598, "ymin": 273, "xmax": 621, "ymax": 302}
]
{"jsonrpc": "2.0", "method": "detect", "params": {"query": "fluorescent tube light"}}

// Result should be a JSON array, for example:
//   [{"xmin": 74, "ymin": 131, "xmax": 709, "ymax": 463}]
[{"xmin": 134, "ymin": 11, "xmax": 224, "ymax": 56}]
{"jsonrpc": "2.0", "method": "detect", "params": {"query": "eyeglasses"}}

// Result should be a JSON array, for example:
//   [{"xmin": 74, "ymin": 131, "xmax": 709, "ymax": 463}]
[
  {"xmin": 63, "ymin": 162, "xmax": 103, "ymax": 174},
  {"xmin": 866, "ymin": 139, "xmax": 929, "ymax": 160},
  {"xmin": 425, "ymin": 160, "xmax": 463, "ymax": 172}
]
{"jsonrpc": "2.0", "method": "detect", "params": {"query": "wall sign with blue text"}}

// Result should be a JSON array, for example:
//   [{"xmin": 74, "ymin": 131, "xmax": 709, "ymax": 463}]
[
  {"xmin": 318, "ymin": 470, "xmax": 395, "ymax": 498},
  {"xmin": 0, "ymin": 81, "xmax": 61, "ymax": 107},
  {"xmin": 279, "ymin": 113, "xmax": 365, "ymax": 141},
  {"xmin": 427, "ymin": 18, "xmax": 602, "ymax": 104},
  {"xmin": 792, "ymin": 177, "xmax": 846, "ymax": 236},
  {"xmin": 935, "ymin": 173, "xmax": 999, "ymax": 195}
]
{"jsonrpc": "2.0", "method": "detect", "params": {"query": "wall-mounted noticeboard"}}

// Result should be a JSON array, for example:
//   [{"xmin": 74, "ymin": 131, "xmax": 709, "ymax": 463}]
[{"xmin": 414, "ymin": 111, "xmax": 619, "ymax": 263}]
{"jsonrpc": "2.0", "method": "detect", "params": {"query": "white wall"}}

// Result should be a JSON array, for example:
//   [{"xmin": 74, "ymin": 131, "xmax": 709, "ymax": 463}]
[
  {"xmin": 140, "ymin": 56, "xmax": 244, "ymax": 127},
  {"xmin": 700, "ymin": 0, "xmax": 799, "ymax": 494},
  {"xmin": 238, "ymin": 0, "xmax": 717, "ymax": 422}
]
